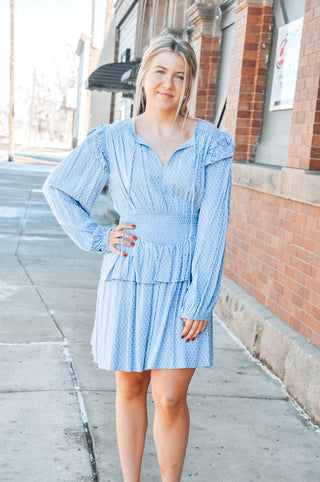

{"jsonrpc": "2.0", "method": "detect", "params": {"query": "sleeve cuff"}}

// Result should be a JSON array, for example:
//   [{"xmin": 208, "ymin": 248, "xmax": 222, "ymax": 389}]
[
  {"xmin": 91, "ymin": 224, "xmax": 114, "ymax": 253},
  {"xmin": 179, "ymin": 308, "xmax": 212, "ymax": 323}
]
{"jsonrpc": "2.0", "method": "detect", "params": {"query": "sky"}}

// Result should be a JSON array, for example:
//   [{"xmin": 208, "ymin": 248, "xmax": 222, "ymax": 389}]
[{"xmin": 0, "ymin": 0, "xmax": 106, "ymax": 106}]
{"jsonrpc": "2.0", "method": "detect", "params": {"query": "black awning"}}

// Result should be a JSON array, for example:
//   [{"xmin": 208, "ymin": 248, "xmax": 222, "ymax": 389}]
[
  {"xmin": 121, "ymin": 63, "xmax": 141, "ymax": 86},
  {"xmin": 85, "ymin": 61, "xmax": 140, "ymax": 93}
]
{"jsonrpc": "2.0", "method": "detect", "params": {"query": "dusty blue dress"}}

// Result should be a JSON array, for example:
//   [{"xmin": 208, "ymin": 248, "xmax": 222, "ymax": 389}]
[{"xmin": 43, "ymin": 117, "xmax": 235, "ymax": 372}]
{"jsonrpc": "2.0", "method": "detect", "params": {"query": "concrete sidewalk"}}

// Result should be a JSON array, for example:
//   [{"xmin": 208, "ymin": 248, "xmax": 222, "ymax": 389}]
[{"xmin": 0, "ymin": 160, "xmax": 320, "ymax": 482}]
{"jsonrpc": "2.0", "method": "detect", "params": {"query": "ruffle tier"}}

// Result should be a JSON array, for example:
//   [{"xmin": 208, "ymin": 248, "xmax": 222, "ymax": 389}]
[{"xmin": 100, "ymin": 233, "xmax": 197, "ymax": 284}]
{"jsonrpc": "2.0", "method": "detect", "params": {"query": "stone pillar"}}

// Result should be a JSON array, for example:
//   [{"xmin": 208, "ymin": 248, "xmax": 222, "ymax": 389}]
[
  {"xmin": 224, "ymin": 0, "xmax": 273, "ymax": 161},
  {"xmin": 287, "ymin": 0, "xmax": 320, "ymax": 171},
  {"xmin": 187, "ymin": 2, "xmax": 220, "ymax": 121}
]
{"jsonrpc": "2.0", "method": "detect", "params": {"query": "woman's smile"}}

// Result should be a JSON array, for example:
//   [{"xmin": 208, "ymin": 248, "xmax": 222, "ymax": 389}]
[{"xmin": 157, "ymin": 91, "xmax": 174, "ymax": 98}]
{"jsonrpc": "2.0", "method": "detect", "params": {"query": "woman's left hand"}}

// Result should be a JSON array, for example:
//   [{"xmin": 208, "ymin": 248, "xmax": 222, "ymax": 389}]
[{"xmin": 181, "ymin": 318, "xmax": 207, "ymax": 342}]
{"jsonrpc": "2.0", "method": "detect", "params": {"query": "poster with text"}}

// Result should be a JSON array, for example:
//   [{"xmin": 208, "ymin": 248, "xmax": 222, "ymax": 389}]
[{"xmin": 270, "ymin": 17, "xmax": 304, "ymax": 111}]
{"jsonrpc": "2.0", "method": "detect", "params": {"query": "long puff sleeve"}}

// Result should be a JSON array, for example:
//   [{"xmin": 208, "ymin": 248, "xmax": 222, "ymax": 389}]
[
  {"xmin": 179, "ymin": 132, "xmax": 235, "ymax": 321},
  {"xmin": 42, "ymin": 124, "xmax": 113, "ymax": 253}
]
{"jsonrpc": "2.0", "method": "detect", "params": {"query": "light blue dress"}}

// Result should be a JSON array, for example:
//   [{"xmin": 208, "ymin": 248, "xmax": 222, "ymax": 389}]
[{"xmin": 43, "ymin": 117, "xmax": 235, "ymax": 372}]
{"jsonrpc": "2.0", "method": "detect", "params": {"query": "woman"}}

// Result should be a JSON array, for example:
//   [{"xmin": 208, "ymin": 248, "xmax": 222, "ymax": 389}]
[{"xmin": 43, "ymin": 35, "xmax": 235, "ymax": 482}]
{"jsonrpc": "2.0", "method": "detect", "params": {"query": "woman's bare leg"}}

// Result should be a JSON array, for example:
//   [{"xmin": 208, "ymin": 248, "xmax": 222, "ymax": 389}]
[
  {"xmin": 151, "ymin": 368, "xmax": 196, "ymax": 482},
  {"xmin": 115, "ymin": 370, "xmax": 151, "ymax": 482}
]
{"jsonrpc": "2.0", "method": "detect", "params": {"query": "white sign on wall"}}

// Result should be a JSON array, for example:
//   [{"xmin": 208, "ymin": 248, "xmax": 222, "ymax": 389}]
[{"xmin": 270, "ymin": 17, "xmax": 304, "ymax": 111}]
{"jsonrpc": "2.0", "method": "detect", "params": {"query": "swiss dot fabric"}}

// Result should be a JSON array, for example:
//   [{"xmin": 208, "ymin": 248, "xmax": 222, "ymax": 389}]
[
  {"xmin": 91, "ymin": 279, "xmax": 213, "ymax": 371},
  {"xmin": 43, "ymin": 117, "xmax": 235, "ymax": 372}
]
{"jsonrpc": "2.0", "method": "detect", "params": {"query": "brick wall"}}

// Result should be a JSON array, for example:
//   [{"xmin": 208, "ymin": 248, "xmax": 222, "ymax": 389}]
[
  {"xmin": 194, "ymin": 35, "xmax": 220, "ymax": 121},
  {"xmin": 224, "ymin": 2, "xmax": 273, "ymax": 161},
  {"xmin": 187, "ymin": 3, "xmax": 220, "ymax": 122},
  {"xmin": 224, "ymin": 186, "xmax": 320, "ymax": 348}
]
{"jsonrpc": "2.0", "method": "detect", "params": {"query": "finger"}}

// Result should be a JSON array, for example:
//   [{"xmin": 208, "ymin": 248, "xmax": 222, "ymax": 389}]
[
  {"xmin": 190, "ymin": 321, "xmax": 207, "ymax": 341},
  {"xmin": 109, "ymin": 236, "xmax": 135, "ymax": 255},
  {"xmin": 110, "ymin": 238, "xmax": 134, "ymax": 248},
  {"xmin": 115, "ymin": 222, "xmax": 136, "ymax": 229},
  {"xmin": 109, "ymin": 228, "xmax": 137, "ymax": 252},
  {"xmin": 185, "ymin": 320, "xmax": 200, "ymax": 342},
  {"xmin": 181, "ymin": 319, "xmax": 207, "ymax": 341},
  {"xmin": 111, "ymin": 223, "xmax": 124, "ymax": 232},
  {"xmin": 110, "ymin": 227, "xmax": 130, "ymax": 238},
  {"xmin": 119, "ymin": 232, "xmax": 137, "ymax": 242},
  {"xmin": 111, "ymin": 225, "xmax": 137, "ymax": 241},
  {"xmin": 122, "ymin": 224, "xmax": 137, "ymax": 242},
  {"xmin": 181, "ymin": 318, "xmax": 194, "ymax": 339},
  {"xmin": 118, "ymin": 223, "xmax": 136, "ymax": 231},
  {"xmin": 109, "ymin": 246, "xmax": 127, "ymax": 257},
  {"xmin": 109, "ymin": 232, "xmax": 132, "ymax": 257},
  {"xmin": 110, "ymin": 230, "xmax": 125, "ymax": 238},
  {"xmin": 181, "ymin": 319, "xmax": 199, "ymax": 340}
]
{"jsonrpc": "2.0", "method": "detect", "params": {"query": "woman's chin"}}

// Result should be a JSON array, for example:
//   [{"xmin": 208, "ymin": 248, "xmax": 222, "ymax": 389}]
[{"xmin": 152, "ymin": 100, "xmax": 179, "ymax": 113}]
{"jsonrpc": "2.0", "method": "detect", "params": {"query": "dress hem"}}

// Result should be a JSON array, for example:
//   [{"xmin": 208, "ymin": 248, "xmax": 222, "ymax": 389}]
[{"xmin": 90, "ymin": 344, "xmax": 214, "ymax": 372}]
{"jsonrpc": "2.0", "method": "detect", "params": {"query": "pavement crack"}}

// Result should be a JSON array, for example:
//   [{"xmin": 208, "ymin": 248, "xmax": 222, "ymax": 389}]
[
  {"xmin": 187, "ymin": 393, "xmax": 289, "ymax": 401},
  {"xmin": 16, "ymin": 254, "xmax": 65, "ymax": 339},
  {"xmin": 15, "ymin": 187, "xmax": 32, "ymax": 255},
  {"xmin": 63, "ymin": 344, "xmax": 99, "ymax": 481},
  {"xmin": 0, "ymin": 340, "xmax": 66, "ymax": 346},
  {"xmin": 0, "ymin": 388, "xmax": 82, "ymax": 394}
]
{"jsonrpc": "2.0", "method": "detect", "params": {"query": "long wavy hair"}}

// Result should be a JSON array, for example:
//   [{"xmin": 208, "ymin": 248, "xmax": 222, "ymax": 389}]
[{"xmin": 133, "ymin": 35, "xmax": 198, "ymax": 119}]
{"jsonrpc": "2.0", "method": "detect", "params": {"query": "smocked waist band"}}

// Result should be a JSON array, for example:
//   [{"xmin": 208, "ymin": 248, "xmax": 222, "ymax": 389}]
[{"xmin": 119, "ymin": 212, "xmax": 199, "ymax": 243}]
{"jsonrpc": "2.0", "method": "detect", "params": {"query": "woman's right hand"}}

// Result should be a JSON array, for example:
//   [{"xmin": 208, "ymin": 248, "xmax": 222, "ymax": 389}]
[{"xmin": 108, "ymin": 223, "xmax": 137, "ymax": 257}]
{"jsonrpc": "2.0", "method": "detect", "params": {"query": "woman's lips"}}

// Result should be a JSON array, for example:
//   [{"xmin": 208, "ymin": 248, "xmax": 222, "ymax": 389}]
[{"xmin": 157, "ymin": 92, "xmax": 173, "ymax": 98}]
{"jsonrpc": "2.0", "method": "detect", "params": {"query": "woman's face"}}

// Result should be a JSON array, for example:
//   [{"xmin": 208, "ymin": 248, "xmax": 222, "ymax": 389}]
[{"xmin": 142, "ymin": 51, "xmax": 187, "ymax": 114}]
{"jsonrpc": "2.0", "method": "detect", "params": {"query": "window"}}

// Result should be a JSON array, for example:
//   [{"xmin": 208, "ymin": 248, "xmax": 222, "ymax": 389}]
[
  {"xmin": 255, "ymin": 0, "xmax": 306, "ymax": 166},
  {"xmin": 213, "ymin": 1, "xmax": 236, "ymax": 130}
]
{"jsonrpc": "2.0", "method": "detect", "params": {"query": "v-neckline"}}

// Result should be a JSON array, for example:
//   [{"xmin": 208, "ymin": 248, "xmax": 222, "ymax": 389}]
[{"xmin": 131, "ymin": 117, "xmax": 201, "ymax": 168}]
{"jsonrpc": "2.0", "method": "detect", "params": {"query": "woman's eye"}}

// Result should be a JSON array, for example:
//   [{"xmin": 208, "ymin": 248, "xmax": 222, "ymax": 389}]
[
  {"xmin": 176, "ymin": 75, "xmax": 184, "ymax": 80},
  {"xmin": 156, "ymin": 70, "xmax": 165, "ymax": 74}
]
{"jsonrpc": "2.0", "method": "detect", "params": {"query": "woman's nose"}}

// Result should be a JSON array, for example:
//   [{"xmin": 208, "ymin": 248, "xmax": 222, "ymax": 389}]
[{"xmin": 162, "ymin": 74, "xmax": 174, "ymax": 88}]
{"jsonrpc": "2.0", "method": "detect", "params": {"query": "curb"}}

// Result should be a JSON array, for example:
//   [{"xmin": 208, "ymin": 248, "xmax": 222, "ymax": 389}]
[{"xmin": 214, "ymin": 275, "xmax": 320, "ymax": 426}]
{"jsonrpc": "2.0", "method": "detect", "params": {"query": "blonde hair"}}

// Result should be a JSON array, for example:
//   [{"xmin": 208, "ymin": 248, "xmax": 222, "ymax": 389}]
[{"xmin": 133, "ymin": 35, "xmax": 197, "ymax": 118}]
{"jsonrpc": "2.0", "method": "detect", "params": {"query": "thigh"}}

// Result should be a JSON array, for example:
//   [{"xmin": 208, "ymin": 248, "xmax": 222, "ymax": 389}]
[{"xmin": 150, "ymin": 368, "xmax": 196, "ymax": 402}]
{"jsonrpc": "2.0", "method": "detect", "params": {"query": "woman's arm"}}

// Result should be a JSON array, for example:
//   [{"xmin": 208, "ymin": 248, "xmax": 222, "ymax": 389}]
[
  {"xmin": 179, "ymin": 132, "xmax": 235, "ymax": 322},
  {"xmin": 43, "ymin": 124, "xmax": 113, "ymax": 253}
]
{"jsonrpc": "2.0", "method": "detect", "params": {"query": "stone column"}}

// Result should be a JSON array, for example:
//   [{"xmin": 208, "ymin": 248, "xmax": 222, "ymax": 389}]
[
  {"xmin": 287, "ymin": 0, "xmax": 320, "ymax": 170},
  {"xmin": 224, "ymin": 0, "xmax": 273, "ymax": 161}
]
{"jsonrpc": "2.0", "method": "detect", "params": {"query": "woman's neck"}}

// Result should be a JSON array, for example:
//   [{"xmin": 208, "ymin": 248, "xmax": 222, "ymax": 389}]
[{"xmin": 141, "ymin": 108, "xmax": 184, "ymax": 135}]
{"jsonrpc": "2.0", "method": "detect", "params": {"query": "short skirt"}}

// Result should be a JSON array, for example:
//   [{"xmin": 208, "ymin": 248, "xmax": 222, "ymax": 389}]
[{"xmin": 90, "ymin": 278, "xmax": 213, "ymax": 372}]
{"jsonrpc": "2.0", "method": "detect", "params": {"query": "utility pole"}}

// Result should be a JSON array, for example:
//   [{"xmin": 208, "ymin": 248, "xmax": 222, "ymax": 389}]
[
  {"xmin": 91, "ymin": 0, "xmax": 95, "ymax": 46},
  {"xmin": 8, "ymin": 0, "xmax": 15, "ymax": 162},
  {"xmin": 29, "ymin": 69, "xmax": 36, "ymax": 145}
]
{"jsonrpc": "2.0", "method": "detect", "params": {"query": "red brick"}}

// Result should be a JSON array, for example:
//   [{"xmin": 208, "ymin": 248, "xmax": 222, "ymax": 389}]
[
  {"xmin": 225, "ymin": 182, "xmax": 320, "ymax": 346},
  {"xmin": 246, "ymin": 6, "xmax": 264, "ymax": 16},
  {"xmin": 310, "ymin": 159, "xmax": 320, "ymax": 169}
]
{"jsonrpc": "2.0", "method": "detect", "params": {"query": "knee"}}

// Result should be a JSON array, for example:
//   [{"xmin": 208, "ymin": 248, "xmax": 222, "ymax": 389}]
[
  {"xmin": 155, "ymin": 393, "xmax": 186, "ymax": 417},
  {"xmin": 116, "ymin": 372, "xmax": 150, "ymax": 401}
]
